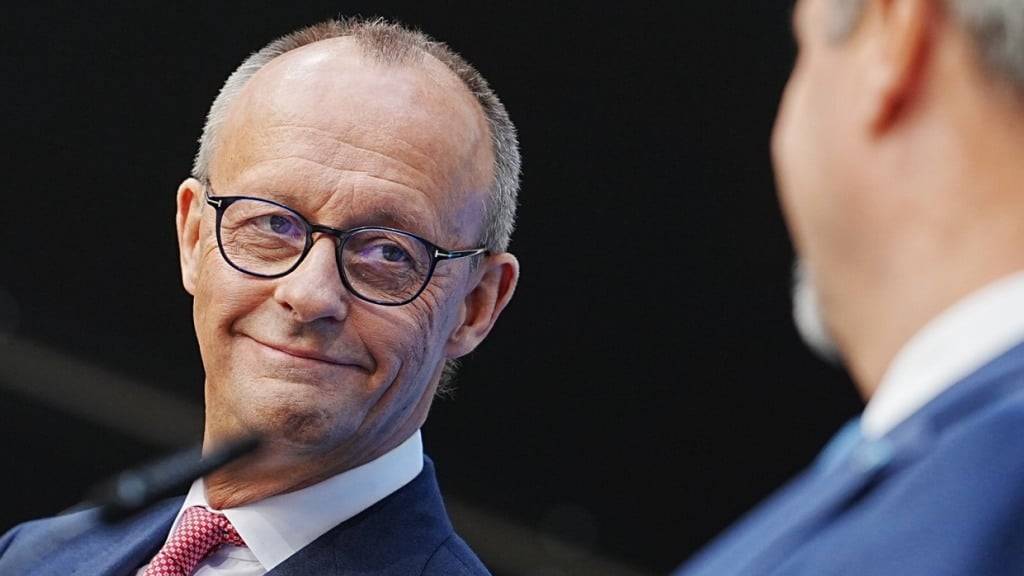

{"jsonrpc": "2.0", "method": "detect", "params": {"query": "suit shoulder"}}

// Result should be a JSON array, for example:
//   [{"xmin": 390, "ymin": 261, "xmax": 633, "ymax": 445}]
[
  {"xmin": 940, "ymin": 381, "xmax": 1024, "ymax": 453},
  {"xmin": 919, "ymin": 384, "xmax": 1024, "ymax": 495},
  {"xmin": 0, "ymin": 508, "xmax": 100, "ymax": 566},
  {"xmin": 0, "ymin": 522, "xmax": 20, "ymax": 556},
  {"xmin": 2, "ymin": 508, "xmax": 100, "ymax": 544},
  {"xmin": 422, "ymin": 533, "xmax": 491, "ymax": 576}
]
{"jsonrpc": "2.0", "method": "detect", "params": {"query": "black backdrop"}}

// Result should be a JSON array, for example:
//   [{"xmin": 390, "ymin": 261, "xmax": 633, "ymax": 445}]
[{"xmin": 0, "ymin": 2, "xmax": 862, "ymax": 573}]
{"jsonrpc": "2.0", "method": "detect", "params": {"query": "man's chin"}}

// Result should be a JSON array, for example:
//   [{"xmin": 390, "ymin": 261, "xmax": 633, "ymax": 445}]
[
  {"xmin": 792, "ymin": 259, "xmax": 842, "ymax": 364},
  {"xmin": 264, "ymin": 408, "xmax": 361, "ymax": 451},
  {"xmin": 210, "ymin": 395, "xmax": 357, "ymax": 455}
]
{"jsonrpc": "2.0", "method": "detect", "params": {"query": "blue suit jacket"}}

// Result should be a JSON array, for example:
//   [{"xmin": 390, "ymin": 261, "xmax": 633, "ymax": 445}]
[
  {"xmin": 0, "ymin": 456, "xmax": 490, "ymax": 575},
  {"xmin": 675, "ymin": 340, "xmax": 1024, "ymax": 576}
]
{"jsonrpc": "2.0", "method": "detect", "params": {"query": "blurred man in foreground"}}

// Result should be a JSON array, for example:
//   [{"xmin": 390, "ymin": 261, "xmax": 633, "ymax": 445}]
[
  {"xmin": 0, "ymin": 17, "xmax": 519, "ymax": 575},
  {"xmin": 677, "ymin": 0, "xmax": 1024, "ymax": 573}
]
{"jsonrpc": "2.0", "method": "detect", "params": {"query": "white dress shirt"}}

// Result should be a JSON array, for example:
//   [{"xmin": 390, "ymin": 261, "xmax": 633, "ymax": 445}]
[
  {"xmin": 136, "ymin": 430, "xmax": 424, "ymax": 575},
  {"xmin": 862, "ymin": 272, "xmax": 1024, "ymax": 439}
]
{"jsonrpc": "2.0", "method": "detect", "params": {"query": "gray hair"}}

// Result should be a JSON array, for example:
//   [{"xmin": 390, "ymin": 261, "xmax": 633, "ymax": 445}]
[
  {"xmin": 830, "ymin": 0, "xmax": 1024, "ymax": 92},
  {"xmin": 192, "ymin": 18, "xmax": 521, "ymax": 253}
]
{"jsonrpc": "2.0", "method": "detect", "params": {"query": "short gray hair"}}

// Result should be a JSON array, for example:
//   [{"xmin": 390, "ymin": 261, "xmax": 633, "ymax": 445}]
[
  {"xmin": 192, "ymin": 18, "xmax": 521, "ymax": 252},
  {"xmin": 830, "ymin": 0, "xmax": 1024, "ymax": 92}
]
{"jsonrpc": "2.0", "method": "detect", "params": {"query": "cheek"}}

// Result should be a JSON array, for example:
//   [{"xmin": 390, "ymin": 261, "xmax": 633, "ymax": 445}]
[
  {"xmin": 360, "ymin": 282, "xmax": 459, "ymax": 380},
  {"xmin": 358, "ymin": 288, "xmax": 461, "ymax": 429},
  {"xmin": 192, "ymin": 246, "xmax": 266, "ymax": 361},
  {"xmin": 363, "ymin": 300, "xmax": 433, "ymax": 372}
]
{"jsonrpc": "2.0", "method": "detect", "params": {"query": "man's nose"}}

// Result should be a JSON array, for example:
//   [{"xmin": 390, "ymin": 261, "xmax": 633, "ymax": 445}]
[{"xmin": 272, "ymin": 237, "xmax": 350, "ymax": 323}]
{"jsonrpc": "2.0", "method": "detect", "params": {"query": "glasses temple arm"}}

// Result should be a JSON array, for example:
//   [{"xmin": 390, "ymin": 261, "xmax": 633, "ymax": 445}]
[{"xmin": 435, "ymin": 248, "xmax": 489, "ymax": 260}]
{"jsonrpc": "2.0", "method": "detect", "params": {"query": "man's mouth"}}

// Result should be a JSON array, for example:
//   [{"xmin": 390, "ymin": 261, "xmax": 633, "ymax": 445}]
[{"xmin": 244, "ymin": 335, "xmax": 370, "ymax": 372}]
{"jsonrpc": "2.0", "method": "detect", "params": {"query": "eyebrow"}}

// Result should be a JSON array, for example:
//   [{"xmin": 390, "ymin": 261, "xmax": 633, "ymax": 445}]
[{"xmin": 210, "ymin": 184, "xmax": 437, "ymax": 238}]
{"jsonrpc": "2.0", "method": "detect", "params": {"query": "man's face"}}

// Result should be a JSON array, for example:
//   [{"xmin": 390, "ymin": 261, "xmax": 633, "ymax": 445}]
[
  {"xmin": 772, "ymin": 0, "xmax": 862, "ymax": 355},
  {"xmin": 773, "ymin": 0, "xmax": 860, "ymax": 266},
  {"xmin": 179, "ymin": 39, "xmax": 495, "ymax": 468}
]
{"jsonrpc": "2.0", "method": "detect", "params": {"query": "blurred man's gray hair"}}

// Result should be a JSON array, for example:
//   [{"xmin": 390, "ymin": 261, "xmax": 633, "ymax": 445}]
[{"xmin": 831, "ymin": 0, "xmax": 1024, "ymax": 92}]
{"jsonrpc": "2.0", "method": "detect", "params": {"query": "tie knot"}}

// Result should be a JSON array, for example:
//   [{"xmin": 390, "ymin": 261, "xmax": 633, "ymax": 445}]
[
  {"xmin": 178, "ymin": 506, "xmax": 245, "ymax": 547},
  {"xmin": 143, "ymin": 506, "xmax": 246, "ymax": 576}
]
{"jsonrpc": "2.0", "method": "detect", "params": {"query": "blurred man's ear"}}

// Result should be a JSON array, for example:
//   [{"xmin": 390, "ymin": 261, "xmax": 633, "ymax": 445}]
[
  {"xmin": 445, "ymin": 253, "xmax": 520, "ymax": 359},
  {"xmin": 176, "ymin": 178, "xmax": 205, "ymax": 296},
  {"xmin": 861, "ymin": 0, "xmax": 936, "ymax": 133}
]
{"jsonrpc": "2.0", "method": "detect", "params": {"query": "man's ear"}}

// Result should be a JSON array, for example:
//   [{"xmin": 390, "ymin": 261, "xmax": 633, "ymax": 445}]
[
  {"xmin": 861, "ymin": 0, "xmax": 936, "ymax": 133},
  {"xmin": 176, "ymin": 178, "xmax": 205, "ymax": 295},
  {"xmin": 445, "ymin": 252, "xmax": 520, "ymax": 359}
]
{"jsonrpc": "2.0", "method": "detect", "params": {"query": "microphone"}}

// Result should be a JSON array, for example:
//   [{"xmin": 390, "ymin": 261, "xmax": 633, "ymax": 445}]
[{"xmin": 84, "ymin": 434, "xmax": 262, "ymax": 522}]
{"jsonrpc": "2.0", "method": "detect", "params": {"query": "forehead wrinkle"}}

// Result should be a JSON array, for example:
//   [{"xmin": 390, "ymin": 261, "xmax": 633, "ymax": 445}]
[
  {"xmin": 346, "ymin": 200, "xmax": 433, "ymax": 235},
  {"xmin": 312, "ymin": 171, "xmax": 439, "ymax": 236},
  {"xmin": 385, "ymin": 133, "xmax": 446, "ymax": 188},
  {"xmin": 266, "ymin": 153, "xmax": 436, "ymax": 201},
  {"xmin": 262, "ymin": 124, "xmax": 446, "ymax": 194},
  {"xmin": 220, "ymin": 156, "xmax": 443, "ymax": 242},
  {"xmin": 248, "ymin": 130, "xmax": 482, "ymax": 245}
]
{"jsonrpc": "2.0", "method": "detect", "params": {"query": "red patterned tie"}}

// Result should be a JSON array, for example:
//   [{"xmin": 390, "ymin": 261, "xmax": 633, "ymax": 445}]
[{"xmin": 142, "ymin": 506, "xmax": 247, "ymax": 576}]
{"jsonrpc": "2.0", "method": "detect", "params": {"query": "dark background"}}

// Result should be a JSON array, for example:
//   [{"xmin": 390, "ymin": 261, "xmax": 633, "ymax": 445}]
[{"xmin": 0, "ymin": 2, "xmax": 862, "ymax": 574}]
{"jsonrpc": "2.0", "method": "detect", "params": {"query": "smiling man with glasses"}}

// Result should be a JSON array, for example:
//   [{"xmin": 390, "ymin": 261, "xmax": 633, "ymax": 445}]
[{"xmin": 0, "ymin": 17, "xmax": 519, "ymax": 576}]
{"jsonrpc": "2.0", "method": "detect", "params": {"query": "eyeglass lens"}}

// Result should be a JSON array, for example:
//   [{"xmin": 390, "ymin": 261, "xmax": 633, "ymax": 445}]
[{"xmin": 218, "ymin": 198, "xmax": 433, "ymax": 304}]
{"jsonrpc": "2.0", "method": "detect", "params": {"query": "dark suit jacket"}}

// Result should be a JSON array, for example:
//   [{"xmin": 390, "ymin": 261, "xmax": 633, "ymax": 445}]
[
  {"xmin": 0, "ymin": 456, "xmax": 490, "ymax": 575},
  {"xmin": 675, "ymin": 340, "xmax": 1024, "ymax": 576}
]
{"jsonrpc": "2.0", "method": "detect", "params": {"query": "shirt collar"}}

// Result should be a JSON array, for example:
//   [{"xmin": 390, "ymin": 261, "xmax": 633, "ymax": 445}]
[
  {"xmin": 862, "ymin": 272, "xmax": 1024, "ymax": 439},
  {"xmin": 171, "ymin": 430, "xmax": 424, "ymax": 571}
]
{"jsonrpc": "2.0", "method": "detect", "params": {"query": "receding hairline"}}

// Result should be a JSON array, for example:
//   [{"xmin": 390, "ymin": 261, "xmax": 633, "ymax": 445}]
[
  {"xmin": 193, "ymin": 17, "xmax": 521, "ymax": 254},
  {"xmin": 218, "ymin": 34, "xmax": 494, "ymax": 182},
  {"xmin": 250, "ymin": 35, "xmax": 478, "ymax": 96},
  {"xmin": 208, "ymin": 35, "xmax": 497, "ymax": 247}
]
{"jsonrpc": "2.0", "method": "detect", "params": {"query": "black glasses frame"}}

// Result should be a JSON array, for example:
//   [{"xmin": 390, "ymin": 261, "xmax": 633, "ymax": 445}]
[{"xmin": 204, "ymin": 192, "xmax": 488, "ymax": 306}]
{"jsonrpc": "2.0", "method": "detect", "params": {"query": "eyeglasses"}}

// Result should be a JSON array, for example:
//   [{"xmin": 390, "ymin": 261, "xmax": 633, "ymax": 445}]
[{"xmin": 204, "ymin": 190, "xmax": 487, "ymax": 306}]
